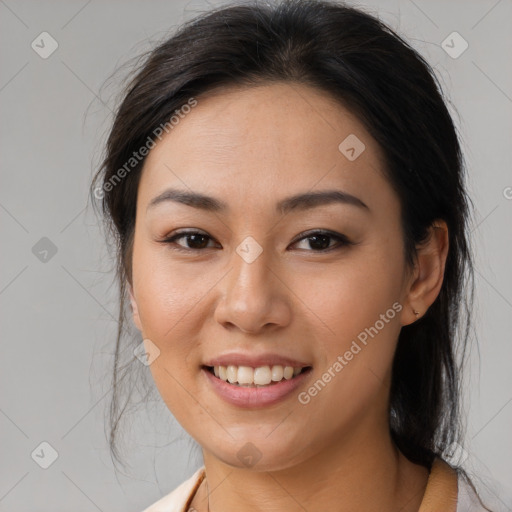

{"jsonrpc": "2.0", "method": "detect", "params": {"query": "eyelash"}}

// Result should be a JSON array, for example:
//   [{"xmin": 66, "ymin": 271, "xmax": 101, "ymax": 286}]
[{"xmin": 158, "ymin": 229, "xmax": 353, "ymax": 254}]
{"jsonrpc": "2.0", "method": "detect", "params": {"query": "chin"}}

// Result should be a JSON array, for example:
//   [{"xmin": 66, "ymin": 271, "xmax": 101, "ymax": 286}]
[{"xmin": 205, "ymin": 435, "xmax": 313, "ymax": 472}]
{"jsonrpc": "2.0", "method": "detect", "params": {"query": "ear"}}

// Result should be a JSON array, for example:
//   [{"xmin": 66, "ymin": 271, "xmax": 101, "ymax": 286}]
[
  {"xmin": 128, "ymin": 283, "xmax": 142, "ymax": 332},
  {"xmin": 401, "ymin": 220, "xmax": 449, "ymax": 326}
]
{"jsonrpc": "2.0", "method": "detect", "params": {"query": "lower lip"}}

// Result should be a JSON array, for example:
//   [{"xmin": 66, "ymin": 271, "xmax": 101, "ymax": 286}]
[{"xmin": 202, "ymin": 367, "xmax": 312, "ymax": 408}]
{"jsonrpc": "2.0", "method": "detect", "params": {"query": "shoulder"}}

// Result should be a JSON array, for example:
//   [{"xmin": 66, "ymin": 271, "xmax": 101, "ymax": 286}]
[
  {"xmin": 138, "ymin": 462, "xmax": 488, "ymax": 512},
  {"xmin": 141, "ymin": 466, "xmax": 206, "ymax": 512},
  {"xmin": 457, "ymin": 472, "xmax": 490, "ymax": 512}
]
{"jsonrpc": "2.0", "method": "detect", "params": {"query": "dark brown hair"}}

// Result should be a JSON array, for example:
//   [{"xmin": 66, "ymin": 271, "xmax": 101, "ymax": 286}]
[{"xmin": 91, "ymin": 0, "xmax": 476, "ymax": 480}]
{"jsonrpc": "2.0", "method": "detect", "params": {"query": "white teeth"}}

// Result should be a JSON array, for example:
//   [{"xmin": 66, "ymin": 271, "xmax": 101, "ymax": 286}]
[
  {"xmin": 226, "ymin": 365, "xmax": 237, "ymax": 383},
  {"xmin": 283, "ymin": 366, "xmax": 294, "ymax": 380},
  {"xmin": 271, "ymin": 365, "xmax": 284, "ymax": 381},
  {"xmin": 211, "ymin": 364, "xmax": 305, "ymax": 386},
  {"xmin": 253, "ymin": 366, "xmax": 272, "ymax": 385},
  {"xmin": 237, "ymin": 366, "xmax": 254, "ymax": 385}
]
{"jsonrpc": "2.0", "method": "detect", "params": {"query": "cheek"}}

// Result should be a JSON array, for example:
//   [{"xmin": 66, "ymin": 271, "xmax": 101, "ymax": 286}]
[
  {"xmin": 132, "ymin": 251, "xmax": 206, "ymax": 417},
  {"xmin": 133, "ymin": 243, "xmax": 199, "ymax": 329},
  {"xmin": 290, "ymin": 267, "xmax": 403, "ymax": 428},
  {"xmin": 295, "ymin": 242, "xmax": 405, "ymax": 382},
  {"xmin": 299, "ymin": 250, "xmax": 404, "ymax": 335},
  {"xmin": 131, "ymin": 245, "xmax": 206, "ymax": 373}
]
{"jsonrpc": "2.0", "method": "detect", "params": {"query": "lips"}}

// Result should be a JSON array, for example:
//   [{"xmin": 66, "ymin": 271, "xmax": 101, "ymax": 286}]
[
  {"xmin": 203, "ymin": 352, "xmax": 311, "ymax": 369},
  {"xmin": 200, "ymin": 352, "xmax": 313, "ymax": 406},
  {"xmin": 202, "ymin": 365, "xmax": 313, "ymax": 408},
  {"xmin": 202, "ymin": 353, "xmax": 311, "ymax": 387}
]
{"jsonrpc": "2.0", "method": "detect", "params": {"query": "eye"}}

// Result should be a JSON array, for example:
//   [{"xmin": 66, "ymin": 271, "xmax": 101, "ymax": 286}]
[
  {"xmin": 159, "ymin": 229, "xmax": 351, "ymax": 253},
  {"xmin": 291, "ymin": 229, "xmax": 352, "ymax": 252},
  {"xmin": 160, "ymin": 230, "xmax": 219, "ymax": 251}
]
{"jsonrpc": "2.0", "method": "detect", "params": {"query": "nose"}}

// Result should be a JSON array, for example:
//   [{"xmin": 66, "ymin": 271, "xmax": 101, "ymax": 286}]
[{"xmin": 213, "ymin": 243, "xmax": 292, "ymax": 334}]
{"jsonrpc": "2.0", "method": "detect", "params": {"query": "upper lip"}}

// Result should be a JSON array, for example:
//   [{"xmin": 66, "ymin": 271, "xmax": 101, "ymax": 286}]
[{"xmin": 203, "ymin": 352, "xmax": 311, "ymax": 368}]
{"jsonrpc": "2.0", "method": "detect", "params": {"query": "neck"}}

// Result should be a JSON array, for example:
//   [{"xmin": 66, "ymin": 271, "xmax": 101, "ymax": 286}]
[{"xmin": 196, "ymin": 415, "xmax": 429, "ymax": 512}]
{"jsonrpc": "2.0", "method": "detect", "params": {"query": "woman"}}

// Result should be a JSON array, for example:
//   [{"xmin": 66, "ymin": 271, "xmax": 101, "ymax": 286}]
[{"xmin": 91, "ymin": 0, "xmax": 491, "ymax": 510}]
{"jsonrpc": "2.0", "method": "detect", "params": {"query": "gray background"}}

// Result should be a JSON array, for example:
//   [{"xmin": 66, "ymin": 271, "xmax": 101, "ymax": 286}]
[{"xmin": 0, "ymin": 0, "xmax": 511, "ymax": 510}]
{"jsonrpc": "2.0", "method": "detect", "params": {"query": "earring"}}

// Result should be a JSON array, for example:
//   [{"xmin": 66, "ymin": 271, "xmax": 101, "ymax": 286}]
[{"xmin": 413, "ymin": 309, "xmax": 420, "ymax": 317}]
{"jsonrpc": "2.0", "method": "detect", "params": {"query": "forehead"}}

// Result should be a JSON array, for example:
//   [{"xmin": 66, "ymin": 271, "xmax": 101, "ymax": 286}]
[{"xmin": 138, "ymin": 82, "xmax": 392, "ymax": 213}]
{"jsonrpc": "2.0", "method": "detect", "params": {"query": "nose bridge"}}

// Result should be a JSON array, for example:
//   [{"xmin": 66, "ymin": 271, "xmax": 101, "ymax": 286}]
[
  {"xmin": 214, "ymin": 235, "xmax": 290, "ymax": 332},
  {"xmin": 229, "ymin": 236, "xmax": 273, "ymax": 305}
]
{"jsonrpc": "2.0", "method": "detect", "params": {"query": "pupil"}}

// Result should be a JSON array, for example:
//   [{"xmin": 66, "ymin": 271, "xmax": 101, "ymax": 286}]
[
  {"xmin": 310, "ymin": 235, "xmax": 330, "ymax": 250},
  {"xmin": 189, "ymin": 234, "xmax": 207, "ymax": 248}
]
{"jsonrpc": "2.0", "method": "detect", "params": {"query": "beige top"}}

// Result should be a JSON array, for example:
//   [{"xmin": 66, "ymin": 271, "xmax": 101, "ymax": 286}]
[{"xmin": 141, "ymin": 458, "xmax": 487, "ymax": 512}]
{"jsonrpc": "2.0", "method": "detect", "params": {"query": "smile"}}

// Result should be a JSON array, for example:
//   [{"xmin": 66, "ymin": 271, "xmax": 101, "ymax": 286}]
[
  {"xmin": 206, "ymin": 364, "xmax": 310, "ymax": 387},
  {"xmin": 202, "ymin": 365, "xmax": 313, "ymax": 408}
]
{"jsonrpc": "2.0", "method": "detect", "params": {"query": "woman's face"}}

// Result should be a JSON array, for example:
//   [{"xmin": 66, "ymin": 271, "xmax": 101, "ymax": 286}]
[{"xmin": 129, "ymin": 83, "xmax": 416, "ymax": 470}]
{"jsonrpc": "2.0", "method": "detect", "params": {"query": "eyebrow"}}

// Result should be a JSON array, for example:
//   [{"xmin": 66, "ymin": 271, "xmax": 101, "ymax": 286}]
[{"xmin": 147, "ymin": 188, "xmax": 369, "ymax": 214}]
